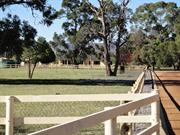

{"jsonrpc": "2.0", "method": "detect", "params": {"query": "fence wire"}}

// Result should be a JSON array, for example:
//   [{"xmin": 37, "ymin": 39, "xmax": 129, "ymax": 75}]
[
  {"xmin": 2, "ymin": 101, "xmax": 119, "ymax": 135},
  {"xmin": 76, "ymin": 123, "xmax": 123, "ymax": 135},
  {"xmin": 0, "ymin": 103, "xmax": 5, "ymax": 135}
]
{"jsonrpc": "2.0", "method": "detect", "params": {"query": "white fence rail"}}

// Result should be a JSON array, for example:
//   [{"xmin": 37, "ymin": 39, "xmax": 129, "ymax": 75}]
[
  {"xmin": 0, "ymin": 94, "xmax": 150, "ymax": 103},
  {"xmin": 0, "ymin": 94, "xmax": 152, "ymax": 126},
  {"xmin": 0, "ymin": 68, "xmax": 160, "ymax": 135},
  {"xmin": 28, "ymin": 93, "xmax": 159, "ymax": 135}
]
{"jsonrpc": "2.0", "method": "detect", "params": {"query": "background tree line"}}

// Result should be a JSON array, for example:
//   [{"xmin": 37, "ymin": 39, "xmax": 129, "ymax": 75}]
[
  {"xmin": 0, "ymin": 0, "xmax": 180, "ymax": 78},
  {"xmin": 130, "ymin": 1, "xmax": 180, "ymax": 70}
]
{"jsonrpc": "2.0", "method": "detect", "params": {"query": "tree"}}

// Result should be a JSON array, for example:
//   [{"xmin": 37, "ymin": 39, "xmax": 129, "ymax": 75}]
[
  {"xmin": 174, "ymin": 8, "xmax": 180, "ymax": 69},
  {"xmin": 22, "ymin": 21, "xmax": 37, "ymax": 48},
  {"xmin": 50, "ymin": 32, "xmax": 95, "ymax": 66},
  {"xmin": 131, "ymin": 2, "xmax": 178, "ymax": 39},
  {"xmin": 0, "ymin": 0, "xmax": 58, "ymax": 25},
  {"xmin": 131, "ymin": 1, "xmax": 180, "ymax": 69},
  {"xmin": 51, "ymin": 0, "xmax": 96, "ymax": 67},
  {"xmin": 22, "ymin": 37, "xmax": 55, "ymax": 79},
  {"xmin": 0, "ymin": 14, "xmax": 22, "ymax": 60},
  {"xmin": 129, "ymin": 29, "xmax": 147, "ymax": 64},
  {"xmin": 50, "ymin": 33, "xmax": 71, "ymax": 62},
  {"xmin": 47, "ymin": 0, "xmax": 131, "ymax": 75},
  {"xmin": 83, "ymin": 0, "xmax": 131, "ymax": 76}
]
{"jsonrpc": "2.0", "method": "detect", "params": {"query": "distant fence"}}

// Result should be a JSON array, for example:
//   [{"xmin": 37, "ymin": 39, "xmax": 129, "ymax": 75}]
[
  {"xmin": 0, "ymin": 64, "xmax": 20, "ymax": 68},
  {"xmin": 0, "ymin": 63, "xmax": 145, "ymax": 70},
  {"xmin": 36, "ymin": 64, "xmax": 145, "ymax": 70},
  {"xmin": 0, "ymin": 67, "xmax": 160, "ymax": 135}
]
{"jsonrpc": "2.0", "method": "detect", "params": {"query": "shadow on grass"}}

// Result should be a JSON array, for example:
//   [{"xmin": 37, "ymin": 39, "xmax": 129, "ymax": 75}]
[{"xmin": 0, "ymin": 79, "xmax": 135, "ymax": 86}]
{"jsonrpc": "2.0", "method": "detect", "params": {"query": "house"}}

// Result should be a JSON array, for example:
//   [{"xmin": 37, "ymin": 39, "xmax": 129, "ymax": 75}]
[
  {"xmin": 58, "ymin": 55, "xmax": 105, "ymax": 67},
  {"xmin": 83, "ymin": 55, "xmax": 105, "ymax": 67}
]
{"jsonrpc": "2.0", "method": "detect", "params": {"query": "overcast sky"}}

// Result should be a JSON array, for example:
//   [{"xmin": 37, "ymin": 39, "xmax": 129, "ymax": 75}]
[{"xmin": 0, "ymin": 0, "xmax": 179, "ymax": 41}]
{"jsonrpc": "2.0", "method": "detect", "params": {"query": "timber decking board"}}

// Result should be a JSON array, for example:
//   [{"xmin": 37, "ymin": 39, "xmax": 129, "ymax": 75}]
[{"xmin": 156, "ymin": 71, "xmax": 180, "ymax": 135}]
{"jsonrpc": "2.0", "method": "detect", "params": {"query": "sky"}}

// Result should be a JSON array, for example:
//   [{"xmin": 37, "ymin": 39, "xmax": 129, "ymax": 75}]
[{"xmin": 0, "ymin": 0, "xmax": 180, "ymax": 41}]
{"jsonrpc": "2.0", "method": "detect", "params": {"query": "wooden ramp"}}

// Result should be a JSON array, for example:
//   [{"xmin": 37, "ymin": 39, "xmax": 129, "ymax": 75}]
[{"xmin": 155, "ymin": 71, "xmax": 180, "ymax": 135}]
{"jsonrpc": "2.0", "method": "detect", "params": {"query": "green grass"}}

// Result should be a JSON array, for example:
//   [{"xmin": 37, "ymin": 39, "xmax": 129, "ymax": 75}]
[
  {"xmin": 0, "ymin": 85, "xmax": 130, "ymax": 95},
  {"xmin": 0, "ymin": 67, "xmax": 141, "ymax": 135},
  {"xmin": 0, "ymin": 67, "xmax": 141, "ymax": 80}
]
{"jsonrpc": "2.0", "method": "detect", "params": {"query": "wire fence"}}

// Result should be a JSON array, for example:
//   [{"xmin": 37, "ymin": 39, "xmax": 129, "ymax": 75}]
[
  {"xmin": 0, "ymin": 67, "xmax": 145, "ymax": 135},
  {"xmin": 1, "ymin": 101, "xmax": 120, "ymax": 135},
  {"xmin": 0, "ymin": 103, "xmax": 5, "ymax": 135}
]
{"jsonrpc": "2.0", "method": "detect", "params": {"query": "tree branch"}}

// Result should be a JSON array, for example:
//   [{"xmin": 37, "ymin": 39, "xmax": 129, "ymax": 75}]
[
  {"xmin": 89, "ymin": 27, "xmax": 104, "ymax": 37},
  {"xmin": 0, "ymin": 0, "xmax": 46, "ymax": 13},
  {"xmin": 0, "ymin": 0, "xmax": 35, "ymax": 8}
]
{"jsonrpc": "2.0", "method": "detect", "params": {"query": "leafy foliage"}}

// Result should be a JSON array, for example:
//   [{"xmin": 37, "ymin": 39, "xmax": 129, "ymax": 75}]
[
  {"xmin": 22, "ymin": 37, "xmax": 55, "ymax": 79},
  {"xmin": 55, "ymin": 0, "xmax": 131, "ymax": 75},
  {"xmin": 81, "ymin": 0, "xmax": 131, "ymax": 76},
  {"xmin": 50, "ymin": 0, "xmax": 97, "ymax": 66},
  {"xmin": 131, "ymin": 1, "xmax": 180, "ymax": 70},
  {"xmin": 0, "ymin": 14, "xmax": 22, "ymax": 60},
  {"xmin": 0, "ymin": 0, "xmax": 59, "ymax": 25}
]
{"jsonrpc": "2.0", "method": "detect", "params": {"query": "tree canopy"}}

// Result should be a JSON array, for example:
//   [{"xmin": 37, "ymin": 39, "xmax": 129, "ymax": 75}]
[
  {"xmin": 50, "ymin": 0, "xmax": 97, "ymax": 66},
  {"xmin": 0, "ymin": 0, "xmax": 59, "ymax": 25},
  {"xmin": 0, "ymin": 14, "xmax": 22, "ymax": 60},
  {"xmin": 54, "ymin": 0, "xmax": 131, "ymax": 75},
  {"xmin": 131, "ymin": 1, "xmax": 180, "ymax": 69},
  {"xmin": 22, "ymin": 37, "xmax": 55, "ymax": 79}
]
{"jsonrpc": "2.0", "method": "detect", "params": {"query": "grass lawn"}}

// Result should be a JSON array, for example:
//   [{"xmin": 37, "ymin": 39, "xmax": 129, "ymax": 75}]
[
  {"xmin": 0, "ymin": 67, "xmax": 142, "ymax": 135},
  {"xmin": 0, "ymin": 67, "xmax": 141, "ymax": 80},
  {"xmin": 0, "ymin": 85, "xmax": 130, "ymax": 95}
]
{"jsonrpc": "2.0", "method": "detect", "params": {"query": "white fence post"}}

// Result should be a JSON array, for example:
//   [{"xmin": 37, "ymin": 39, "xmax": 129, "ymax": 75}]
[
  {"xmin": 151, "ymin": 89, "xmax": 160, "ymax": 135},
  {"xmin": 104, "ymin": 107, "xmax": 117, "ymax": 135},
  {"xmin": 5, "ymin": 96, "xmax": 14, "ymax": 135}
]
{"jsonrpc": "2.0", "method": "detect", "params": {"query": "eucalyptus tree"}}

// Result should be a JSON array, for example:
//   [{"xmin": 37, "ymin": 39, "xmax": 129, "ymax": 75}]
[
  {"xmin": 50, "ymin": 33, "xmax": 71, "ymax": 62},
  {"xmin": 129, "ymin": 29, "xmax": 147, "ymax": 64},
  {"xmin": 52, "ymin": 0, "xmax": 96, "ymax": 66},
  {"xmin": 50, "ymin": 32, "xmax": 95, "ymax": 66},
  {"xmin": 131, "ymin": 1, "xmax": 179, "ymax": 40},
  {"xmin": 82, "ymin": 0, "xmax": 131, "ymax": 76},
  {"xmin": 53, "ymin": 0, "xmax": 131, "ymax": 75},
  {"xmin": 131, "ymin": 1, "xmax": 180, "ymax": 69}
]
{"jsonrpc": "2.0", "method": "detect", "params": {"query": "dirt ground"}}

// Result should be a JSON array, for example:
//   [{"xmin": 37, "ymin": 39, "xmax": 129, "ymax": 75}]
[{"xmin": 155, "ymin": 71, "xmax": 180, "ymax": 135}]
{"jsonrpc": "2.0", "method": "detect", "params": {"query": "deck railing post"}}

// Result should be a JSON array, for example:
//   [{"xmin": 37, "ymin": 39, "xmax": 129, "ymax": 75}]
[
  {"xmin": 104, "ymin": 107, "xmax": 117, "ymax": 135},
  {"xmin": 5, "ymin": 96, "xmax": 14, "ymax": 135},
  {"xmin": 151, "ymin": 89, "xmax": 160, "ymax": 135}
]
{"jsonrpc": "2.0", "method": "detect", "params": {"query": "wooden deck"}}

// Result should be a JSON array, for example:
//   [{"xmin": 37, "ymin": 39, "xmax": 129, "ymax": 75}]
[{"xmin": 155, "ymin": 71, "xmax": 180, "ymax": 135}]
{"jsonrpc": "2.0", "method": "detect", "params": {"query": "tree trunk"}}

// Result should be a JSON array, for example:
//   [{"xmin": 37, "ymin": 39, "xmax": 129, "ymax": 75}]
[
  {"xmin": 178, "ymin": 60, "xmax": 180, "ymax": 70},
  {"xmin": 27, "ymin": 58, "xmax": 37, "ymax": 79},
  {"xmin": 173, "ymin": 64, "xmax": 176, "ymax": 70},
  {"xmin": 113, "ymin": 42, "xmax": 121, "ymax": 76},
  {"xmin": 28, "ymin": 58, "xmax": 31, "ymax": 79},
  {"xmin": 103, "ymin": 38, "xmax": 113, "ymax": 76},
  {"xmin": 30, "ymin": 63, "xmax": 37, "ymax": 79}
]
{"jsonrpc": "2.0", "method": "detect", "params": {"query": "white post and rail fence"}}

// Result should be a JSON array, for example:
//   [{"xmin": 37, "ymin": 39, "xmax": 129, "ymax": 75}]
[{"xmin": 0, "ymin": 69, "xmax": 160, "ymax": 135}]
